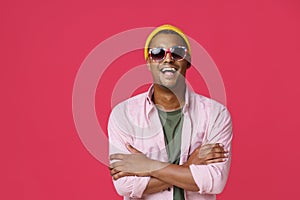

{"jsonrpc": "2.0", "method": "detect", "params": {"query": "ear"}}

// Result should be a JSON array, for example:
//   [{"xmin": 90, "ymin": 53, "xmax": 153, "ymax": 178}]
[
  {"xmin": 186, "ymin": 53, "xmax": 191, "ymax": 69},
  {"xmin": 146, "ymin": 57, "xmax": 151, "ymax": 70},
  {"xmin": 187, "ymin": 62, "xmax": 191, "ymax": 69}
]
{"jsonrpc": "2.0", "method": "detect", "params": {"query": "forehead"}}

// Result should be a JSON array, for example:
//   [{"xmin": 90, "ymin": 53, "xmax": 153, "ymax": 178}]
[{"xmin": 149, "ymin": 33, "xmax": 186, "ymax": 49}]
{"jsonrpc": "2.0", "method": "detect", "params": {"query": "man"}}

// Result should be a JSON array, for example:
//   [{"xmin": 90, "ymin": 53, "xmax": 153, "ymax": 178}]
[{"xmin": 108, "ymin": 24, "xmax": 232, "ymax": 200}]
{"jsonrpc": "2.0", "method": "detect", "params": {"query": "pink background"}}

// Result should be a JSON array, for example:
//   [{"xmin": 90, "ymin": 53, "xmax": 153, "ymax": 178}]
[{"xmin": 2, "ymin": 0, "xmax": 300, "ymax": 199}]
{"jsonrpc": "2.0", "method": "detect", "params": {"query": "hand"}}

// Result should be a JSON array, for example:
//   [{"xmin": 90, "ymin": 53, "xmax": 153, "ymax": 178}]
[
  {"xmin": 109, "ymin": 144, "xmax": 167, "ymax": 180},
  {"xmin": 183, "ymin": 143, "xmax": 228, "ymax": 166}
]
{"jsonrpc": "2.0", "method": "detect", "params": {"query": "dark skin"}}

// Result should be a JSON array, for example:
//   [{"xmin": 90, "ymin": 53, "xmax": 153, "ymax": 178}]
[
  {"xmin": 109, "ymin": 33, "xmax": 228, "ymax": 194},
  {"xmin": 110, "ymin": 143, "xmax": 228, "ymax": 193}
]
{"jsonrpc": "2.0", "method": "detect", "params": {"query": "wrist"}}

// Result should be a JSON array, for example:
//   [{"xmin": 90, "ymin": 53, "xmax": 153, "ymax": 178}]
[
  {"xmin": 182, "ymin": 160, "xmax": 191, "ymax": 167},
  {"xmin": 149, "ymin": 161, "xmax": 168, "ymax": 177}
]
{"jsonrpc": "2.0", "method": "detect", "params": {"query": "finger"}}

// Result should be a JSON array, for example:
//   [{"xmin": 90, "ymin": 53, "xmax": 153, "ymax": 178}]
[
  {"xmin": 112, "ymin": 172, "xmax": 123, "ymax": 180},
  {"xmin": 198, "ymin": 148, "xmax": 221, "ymax": 157},
  {"xmin": 202, "ymin": 143, "xmax": 225, "ymax": 149},
  {"xmin": 109, "ymin": 161, "xmax": 124, "ymax": 169},
  {"xmin": 110, "ymin": 153, "xmax": 126, "ymax": 160},
  {"xmin": 215, "ymin": 143, "xmax": 228, "ymax": 152},
  {"xmin": 206, "ymin": 158, "xmax": 227, "ymax": 164},
  {"xmin": 200, "ymin": 144, "xmax": 216, "ymax": 150},
  {"xmin": 110, "ymin": 168, "xmax": 120, "ymax": 176},
  {"xmin": 113, "ymin": 171, "xmax": 134, "ymax": 180},
  {"xmin": 211, "ymin": 146, "xmax": 228, "ymax": 153},
  {"xmin": 200, "ymin": 144, "xmax": 228, "ymax": 154},
  {"xmin": 205, "ymin": 152, "xmax": 228, "ymax": 161},
  {"xmin": 200, "ymin": 147, "xmax": 224, "ymax": 154},
  {"xmin": 126, "ymin": 143, "xmax": 142, "ymax": 154},
  {"xmin": 110, "ymin": 167, "xmax": 128, "ymax": 177},
  {"xmin": 199, "ymin": 144, "xmax": 221, "ymax": 152},
  {"xmin": 217, "ymin": 143, "xmax": 225, "ymax": 147}
]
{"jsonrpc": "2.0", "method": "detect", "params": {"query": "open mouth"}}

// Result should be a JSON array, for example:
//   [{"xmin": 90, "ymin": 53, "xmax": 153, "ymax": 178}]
[{"xmin": 160, "ymin": 67, "xmax": 177, "ymax": 74}]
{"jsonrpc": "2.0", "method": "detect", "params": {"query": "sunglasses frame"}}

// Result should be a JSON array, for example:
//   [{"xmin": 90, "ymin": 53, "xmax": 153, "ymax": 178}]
[{"xmin": 148, "ymin": 46, "xmax": 188, "ymax": 62}]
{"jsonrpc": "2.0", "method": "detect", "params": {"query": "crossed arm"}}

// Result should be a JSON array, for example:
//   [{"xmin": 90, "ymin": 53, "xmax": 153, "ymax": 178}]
[
  {"xmin": 108, "ymin": 105, "xmax": 232, "ymax": 197},
  {"xmin": 109, "ymin": 143, "xmax": 228, "ymax": 194}
]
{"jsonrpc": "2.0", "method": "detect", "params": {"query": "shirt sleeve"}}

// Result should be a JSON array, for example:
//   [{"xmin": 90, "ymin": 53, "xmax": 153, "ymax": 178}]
[
  {"xmin": 108, "ymin": 107, "xmax": 151, "ymax": 198},
  {"xmin": 189, "ymin": 106, "xmax": 233, "ymax": 194}
]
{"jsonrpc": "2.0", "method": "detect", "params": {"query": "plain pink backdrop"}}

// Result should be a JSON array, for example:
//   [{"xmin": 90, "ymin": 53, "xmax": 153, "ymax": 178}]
[{"xmin": 2, "ymin": 0, "xmax": 300, "ymax": 199}]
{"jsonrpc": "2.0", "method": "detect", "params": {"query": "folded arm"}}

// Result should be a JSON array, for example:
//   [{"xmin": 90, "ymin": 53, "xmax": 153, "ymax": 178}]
[
  {"xmin": 108, "ymin": 104, "xmax": 232, "ymax": 197},
  {"xmin": 110, "ymin": 143, "xmax": 228, "ymax": 192}
]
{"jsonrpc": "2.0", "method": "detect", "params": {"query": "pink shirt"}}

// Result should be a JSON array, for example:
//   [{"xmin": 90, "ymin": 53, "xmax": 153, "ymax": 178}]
[{"xmin": 108, "ymin": 85, "xmax": 232, "ymax": 200}]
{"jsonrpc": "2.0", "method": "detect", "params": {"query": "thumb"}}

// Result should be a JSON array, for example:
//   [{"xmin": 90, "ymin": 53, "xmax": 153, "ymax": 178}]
[{"xmin": 126, "ymin": 143, "xmax": 141, "ymax": 154}]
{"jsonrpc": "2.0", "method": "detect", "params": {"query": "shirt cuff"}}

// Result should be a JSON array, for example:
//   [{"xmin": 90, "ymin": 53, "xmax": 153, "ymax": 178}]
[
  {"xmin": 131, "ymin": 176, "xmax": 151, "ymax": 198},
  {"xmin": 189, "ymin": 164, "xmax": 212, "ymax": 194}
]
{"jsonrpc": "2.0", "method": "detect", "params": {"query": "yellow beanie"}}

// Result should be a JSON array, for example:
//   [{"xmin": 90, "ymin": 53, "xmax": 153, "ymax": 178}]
[{"xmin": 144, "ymin": 24, "xmax": 191, "ymax": 60}]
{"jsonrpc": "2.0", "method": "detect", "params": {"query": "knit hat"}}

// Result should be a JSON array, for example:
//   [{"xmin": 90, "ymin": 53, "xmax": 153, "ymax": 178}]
[{"xmin": 144, "ymin": 24, "xmax": 191, "ymax": 60}]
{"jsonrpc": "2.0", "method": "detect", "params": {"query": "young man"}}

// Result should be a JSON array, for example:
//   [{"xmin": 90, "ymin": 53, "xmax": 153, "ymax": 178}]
[{"xmin": 109, "ymin": 24, "xmax": 232, "ymax": 200}]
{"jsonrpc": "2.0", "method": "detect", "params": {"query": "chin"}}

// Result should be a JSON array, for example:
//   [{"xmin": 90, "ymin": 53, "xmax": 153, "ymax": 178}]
[
  {"xmin": 160, "ymin": 82, "xmax": 178, "ymax": 89},
  {"xmin": 161, "ymin": 78, "xmax": 186, "ymax": 88}
]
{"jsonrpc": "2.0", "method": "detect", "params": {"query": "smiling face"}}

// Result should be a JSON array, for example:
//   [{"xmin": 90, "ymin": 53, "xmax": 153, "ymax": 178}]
[{"xmin": 147, "ymin": 33, "xmax": 191, "ymax": 90}]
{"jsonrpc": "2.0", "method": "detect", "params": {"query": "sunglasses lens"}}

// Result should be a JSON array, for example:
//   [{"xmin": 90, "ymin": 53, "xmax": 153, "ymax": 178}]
[
  {"xmin": 150, "ymin": 46, "xmax": 187, "ymax": 61},
  {"xmin": 150, "ymin": 48, "xmax": 165, "ymax": 61},
  {"xmin": 171, "ymin": 47, "xmax": 186, "ymax": 60}
]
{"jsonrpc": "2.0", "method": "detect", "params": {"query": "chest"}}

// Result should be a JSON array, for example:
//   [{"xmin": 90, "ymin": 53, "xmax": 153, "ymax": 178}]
[{"xmin": 130, "ymin": 111, "xmax": 208, "ymax": 163}]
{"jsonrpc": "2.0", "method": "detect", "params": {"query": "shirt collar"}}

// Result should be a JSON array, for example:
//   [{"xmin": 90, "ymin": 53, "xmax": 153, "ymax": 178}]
[{"xmin": 145, "ymin": 84, "xmax": 191, "ymax": 119}]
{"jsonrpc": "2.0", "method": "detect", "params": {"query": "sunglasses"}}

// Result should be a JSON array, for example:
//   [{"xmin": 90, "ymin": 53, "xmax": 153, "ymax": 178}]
[{"xmin": 148, "ymin": 46, "xmax": 188, "ymax": 62}]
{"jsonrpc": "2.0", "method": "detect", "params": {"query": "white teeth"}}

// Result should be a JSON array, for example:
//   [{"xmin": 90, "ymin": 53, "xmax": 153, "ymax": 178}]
[{"xmin": 161, "ymin": 67, "xmax": 176, "ymax": 72}]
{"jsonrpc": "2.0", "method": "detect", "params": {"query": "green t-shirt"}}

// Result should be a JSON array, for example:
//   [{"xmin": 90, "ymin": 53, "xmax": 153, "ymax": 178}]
[{"xmin": 157, "ymin": 108, "xmax": 185, "ymax": 200}]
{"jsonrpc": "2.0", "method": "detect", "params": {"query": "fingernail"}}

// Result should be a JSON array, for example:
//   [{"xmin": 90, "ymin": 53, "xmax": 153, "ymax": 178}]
[{"xmin": 219, "ymin": 143, "xmax": 224, "ymax": 147}]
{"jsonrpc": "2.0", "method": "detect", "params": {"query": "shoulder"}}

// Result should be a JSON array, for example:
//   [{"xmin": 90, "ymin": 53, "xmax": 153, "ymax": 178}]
[
  {"xmin": 110, "ymin": 92, "xmax": 148, "ymax": 119},
  {"xmin": 190, "ymin": 93, "xmax": 232, "ymax": 143},
  {"xmin": 189, "ymin": 91, "xmax": 229, "ymax": 114},
  {"xmin": 108, "ymin": 92, "xmax": 149, "ymax": 133}
]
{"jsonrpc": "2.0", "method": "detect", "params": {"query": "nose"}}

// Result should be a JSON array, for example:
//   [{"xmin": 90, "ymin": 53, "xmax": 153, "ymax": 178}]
[{"xmin": 164, "ymin": 51, "xmax": 174, "ymax": 63}]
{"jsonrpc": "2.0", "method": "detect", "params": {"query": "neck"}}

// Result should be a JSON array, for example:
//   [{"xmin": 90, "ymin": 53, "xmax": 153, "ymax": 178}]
[{"xmin": 152, "ymin": 83, "xmax": 186, "ymax": 112}]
